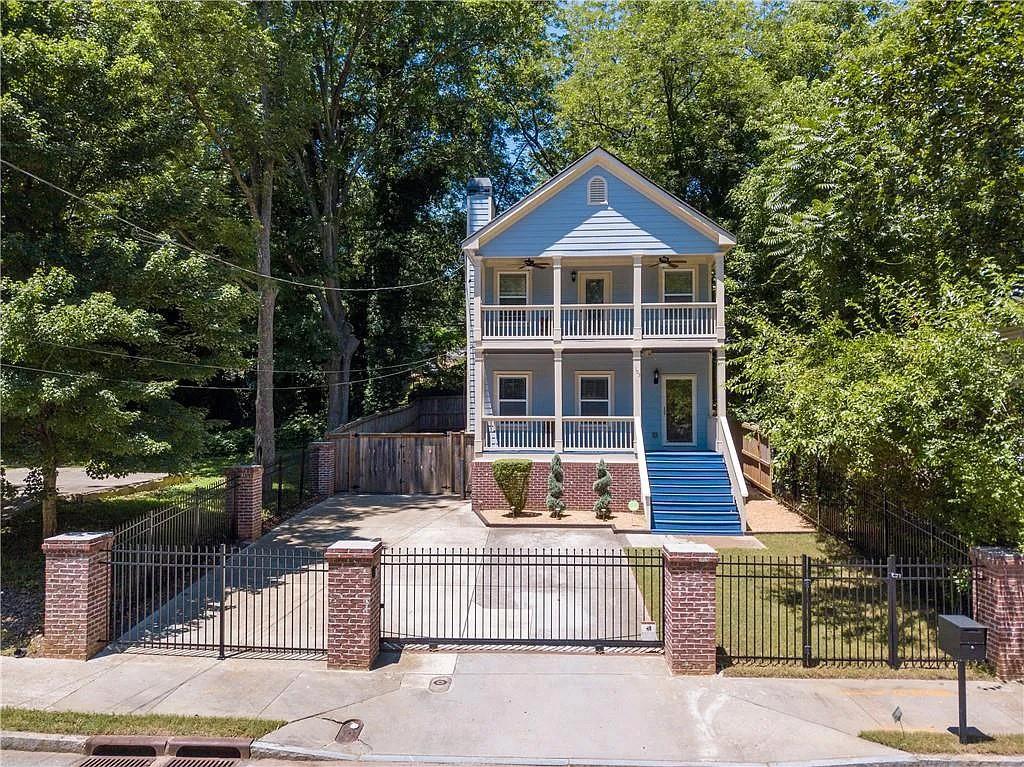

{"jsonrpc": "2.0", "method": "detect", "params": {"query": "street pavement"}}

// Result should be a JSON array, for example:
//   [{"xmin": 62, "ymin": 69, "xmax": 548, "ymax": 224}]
[{"xmin": 2, "ymin": 652, "xmax": 1021, "ymax": 764}]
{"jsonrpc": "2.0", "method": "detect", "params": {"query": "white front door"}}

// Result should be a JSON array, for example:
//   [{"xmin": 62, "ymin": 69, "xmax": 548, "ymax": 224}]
[{"xmin": 662, "ymin": 375, "xmax": 696, "ymax": 446}]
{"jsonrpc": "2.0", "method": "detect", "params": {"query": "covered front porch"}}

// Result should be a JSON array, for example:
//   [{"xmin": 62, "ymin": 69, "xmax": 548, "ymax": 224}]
[{"xmin": 477, "ymin": 350, "xmax": 716, "ymax": 454}]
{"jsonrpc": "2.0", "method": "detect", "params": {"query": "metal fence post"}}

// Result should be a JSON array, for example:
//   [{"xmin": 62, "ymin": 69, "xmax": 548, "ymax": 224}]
[
  {"xmin": 218, "ymin": 543, "xmax": 227, "ymax": 660},
  {"xmin": 887, "ymin": 554, "xmax": 899, "ymax": 668},
  {"xmin": 801, "ymin": 554, "xmax": 812, "ymax": 667},
  {"xmin": 147, "ymin": 510, "xmax": 155, "ymax": 547}
]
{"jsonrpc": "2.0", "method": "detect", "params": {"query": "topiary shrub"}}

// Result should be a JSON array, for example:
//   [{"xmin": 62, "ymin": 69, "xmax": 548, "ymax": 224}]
[
  {"xmin": 545, "ymin": 454, "xmax": 566, "ymax": 518},
  {"xmin": 492, "ymin": 459, "xmax": 533, "ymax": 517},
  {"xmin": 593, "ymin": 458, "xmax": 612, "ymax": 519}
]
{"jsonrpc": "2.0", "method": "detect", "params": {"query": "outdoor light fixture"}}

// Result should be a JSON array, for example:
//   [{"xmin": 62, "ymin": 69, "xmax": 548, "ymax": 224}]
[
  {"xmin": 570, "ymin": 270, "xmax": 577, "ymax": 282},
  {"xmin": 653, "ymin": 368, "xmax": 660, "ymax": 384}
]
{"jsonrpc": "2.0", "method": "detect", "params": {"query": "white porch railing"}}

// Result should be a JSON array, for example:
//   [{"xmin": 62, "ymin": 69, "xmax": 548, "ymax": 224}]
[
  {"xmin": 481, "ymin": 306, "xmax": 553, "ymax": 339},
  {"xmin": 482, "ymin": 416, "xmax": 555, "ymax": 450},
  {"xmin": 642, "ymin": 302, "xmax": 717, "ymax": 337},
  {"xmin": 562, "ymin": 416, "xmax": 634, "ymax": 451},
  {"xmin": 716, "ymin": 415, "xmax": 749, "ymax": 530},
  {"xmin": 561, "ymin": 304, "xmax": 633, "ymax": 338},
  {"xmin": 634, "ymin": 416, "xmax": 652, "ymax": 521}
]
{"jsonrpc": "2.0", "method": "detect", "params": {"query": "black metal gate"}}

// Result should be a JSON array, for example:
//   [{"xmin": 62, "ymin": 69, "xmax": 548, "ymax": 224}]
[
  {"xmin": 381, "ymin": 547, "xmax": 663, "ymax": 650},
  {"xmin": 108, "ymin": 545, "xmax": 326, "ymax": 657}
]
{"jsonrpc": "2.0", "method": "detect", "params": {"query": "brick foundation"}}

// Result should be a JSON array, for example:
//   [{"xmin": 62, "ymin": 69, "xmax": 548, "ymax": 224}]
[
  {"xmin": 225, "ymin": 464, "xmax": 263, "ymax": 542},
  {"xmin": 41, "ymin": 532, "xmax": 114, "ymax": 660},
  {"xmin": 971, "ymin": 547, "xmax": 1024, "ymax": 680},
  {"xmin": 310, "ymin": 441, "xmax": 336, "ymax": 496},
  {"xmin": 663, "ymin": 541, "xmax": 719, "ymax": 674},
  {"xmin": 471, "ymin": 459, "xmax": 642, "ymax": 516},
  {"xmin": 326, "ymin": 539, "xmax": 382, "ymax": 670}
]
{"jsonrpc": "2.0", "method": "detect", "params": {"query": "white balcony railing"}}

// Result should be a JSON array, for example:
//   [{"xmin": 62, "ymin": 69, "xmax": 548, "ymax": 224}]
[
  {"xmin": 482, "ymin": 416, "xmax": 555, "ymax": 450},
  {"xmin": 562, "ymin": 417, "xmax": 634, "ymax": 451},
  {"xmin": 642, "ymin": 302, "xmax": 717, "ymax": 337},
  {"xmin": 561, "ymin": 304, "xmax": 633, "ymax": 338},
  {"xmin": 481, "ymin": 306, "xmax": 553, "ymax": 339}
]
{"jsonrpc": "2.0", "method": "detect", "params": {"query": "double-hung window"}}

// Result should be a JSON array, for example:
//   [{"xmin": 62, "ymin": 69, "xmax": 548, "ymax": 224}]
[
  {"xmin": 496, "ymin": 272, "xmax": 529, "ymax": 305},
  {"xmin": 577, "ymin": 374, "xmax": 612, "ymax": 417},
  {"xmin": 662, "ymin": 268, "xmax": 695, "ymax": 303},
  {"xmin": 496, "ymin": 374, "xmax": 529, "ymax": 416}
]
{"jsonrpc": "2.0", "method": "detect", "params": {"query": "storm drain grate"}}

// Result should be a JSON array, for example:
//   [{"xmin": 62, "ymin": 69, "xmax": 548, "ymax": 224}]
[
  {"xmin": 77, "ymin": 758, "xmax": 155, "ymax": 767},
  {"xmin": 166, "ymin": 759, "xmax": 238, "ymax": 767}
]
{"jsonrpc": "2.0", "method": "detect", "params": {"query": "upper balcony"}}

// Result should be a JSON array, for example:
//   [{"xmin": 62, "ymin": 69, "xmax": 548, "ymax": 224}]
[{"xmin": 472, "ymin": 255, "xmax": 723, "ymax": 348}]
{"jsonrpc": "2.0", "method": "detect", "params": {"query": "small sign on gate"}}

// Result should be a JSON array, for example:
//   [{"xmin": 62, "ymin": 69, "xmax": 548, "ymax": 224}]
[{"xmin": 640, "ymin": 622, "xmax": 658, "ymax": 642}]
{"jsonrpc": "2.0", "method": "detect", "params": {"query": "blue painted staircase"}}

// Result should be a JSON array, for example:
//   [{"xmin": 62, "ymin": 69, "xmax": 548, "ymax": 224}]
[{"xmin": 646, "ymin": 451, "xmax": 743, "ymax": 535}]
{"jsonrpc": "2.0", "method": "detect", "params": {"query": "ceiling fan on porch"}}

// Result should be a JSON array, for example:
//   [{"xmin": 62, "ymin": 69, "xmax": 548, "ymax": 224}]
[
  {"xmin": 647, "ymin": 255, "xmax": 687, "ymax": 269},
  {"xmin": 519, "ymin": 258, "xmax": 548, "ymax": 270}
]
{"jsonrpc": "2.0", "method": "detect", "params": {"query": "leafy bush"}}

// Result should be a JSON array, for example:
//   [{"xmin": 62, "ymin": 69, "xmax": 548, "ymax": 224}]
[
  {"xmin": 545, "ymin": 455, "xmax": 566, "ymax": 518},
  {"xmin": 593, "ymin": 459, "xmax": 612, "ymax": 519},
  {"xmin": 492, "ymin": 459, "xmax": 533, "ymax": 517}
]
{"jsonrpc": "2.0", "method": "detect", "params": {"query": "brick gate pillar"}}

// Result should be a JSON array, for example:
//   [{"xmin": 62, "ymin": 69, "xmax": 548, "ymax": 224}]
[
  {"xmin": 41, "ymin": 532, "xmax": 114, "ymax": 659},
  {"xmin": 662, "ymin": 541, "xmax": 719, "ymax": 674},
  {"xmin": 326, "ymin": 539, "xmax": 382, "ymax": 670},
  {"xmin": 225, "ymin": 464, "xmax": 263, "ymax": 543},
  {"xmin": 310, "ymin": 441, "xmax": 337, "ymax": 497},
  {"xmin": 971, "ymin": 547, "xmax": 1024, "ymax": 680}
]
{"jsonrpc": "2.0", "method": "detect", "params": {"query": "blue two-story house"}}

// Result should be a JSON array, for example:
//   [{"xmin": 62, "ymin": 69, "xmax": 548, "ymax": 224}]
[{"xmin": 463, "ymin": 148, "xmax": 748, "ymax": 534}]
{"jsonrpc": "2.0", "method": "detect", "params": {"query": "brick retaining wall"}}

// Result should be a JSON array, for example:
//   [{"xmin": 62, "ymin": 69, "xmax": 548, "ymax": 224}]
[{"xmin": 471, "ymin": 459, "xmax": 642, "ymax": 516}]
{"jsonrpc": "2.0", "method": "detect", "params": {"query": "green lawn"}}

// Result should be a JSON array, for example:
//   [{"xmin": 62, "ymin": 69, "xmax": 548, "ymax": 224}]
[
  {"xmin": 0, "ymin": 707, "xmax": 285, "ymax": 739},
  {"xmin": 860, "ymin": 730, "xmax": 1024, "ymax": 755}
]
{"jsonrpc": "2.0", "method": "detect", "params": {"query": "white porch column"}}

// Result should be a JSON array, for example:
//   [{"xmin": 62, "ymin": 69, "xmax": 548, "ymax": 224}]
[
  {"xmin": 474, "ymin": 350, "xmax": 485, "ymax": 454},
  {"xmin": 716, "ymin": 348, "xmax": 727, "ymax": 419},
  {"xmin": 554, "ymin": 350, "xmax": 564, "ymax": 452},
  {"xmin": 714, "ymin": 251, "xmax": 726, "ymax": 344},
  {"xmin": 632, "ymin": 254, "xmax": 643, "ymax": 340},
  {"xmin": 632, "ymin": 350, "xmax": 643, "ymax": 425},
  {"xmin": 552, "ymin": 254, "xmax": 562, "ymax": 342}
]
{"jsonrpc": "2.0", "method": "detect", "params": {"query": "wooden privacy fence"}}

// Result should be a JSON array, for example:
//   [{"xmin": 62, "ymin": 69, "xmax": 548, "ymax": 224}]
[
  {"xmin": 740, "ymin": 423, "xmax": 772, "ymax": 494},
  {"xmin": 328, "ymin": 432, "xmax": 474, "ymax": 496},
  {"xmin": 330, "ymin": 395, "xmax": 466, "ymax": 436}
]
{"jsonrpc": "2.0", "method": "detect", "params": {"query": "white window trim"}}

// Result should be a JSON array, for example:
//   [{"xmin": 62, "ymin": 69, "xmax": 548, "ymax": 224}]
[
  {"xmin": 661, "ymin": 374, "xmax": 696, "ymax": 446},
  {"xmin": 494, "ymin": 269, "xmax": 531, "ymax": 305},
  {"xmin": 575, "ymin": 371, "xmax": 614, "ymax": 416},
  {"xmin": 587, "ymin": 175, "xmax": 608, "ymax": 205},
  {"xmin": 659, "ymin": 266, "xmax": 696, "ymax": 303},
  {"xmin": 493, "ymin": 371, "xmax": 532, "ymax": 416},
  {"xmin": 577, "ymin": 270, "xmax": 613, "ymax": 304}
]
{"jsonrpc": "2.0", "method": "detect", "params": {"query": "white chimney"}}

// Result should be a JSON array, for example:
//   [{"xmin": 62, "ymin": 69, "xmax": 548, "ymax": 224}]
[{"xmin": 466, "ymin": 177, "xmax": 493, "ymax": 235}]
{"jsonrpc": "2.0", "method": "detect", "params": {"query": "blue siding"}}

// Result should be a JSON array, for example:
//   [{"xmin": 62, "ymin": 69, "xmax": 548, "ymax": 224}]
[
  {"xmin": 562, "ymin": 354, "xmax": 634, "ymax": 416},
  {"xmin": 483, "ymin": 266, "xmax": 553, "ymax": 304},
  {"xmin": 481, "ymin": 169, "xmax": 719, "ymax": 258},
  {"xmin": 640, "ymin": 352, "xmax": 713, "ymax": 450},
  {"xmin": 483, "ymin": 353, "xmax": 555, "ymax": 416}
]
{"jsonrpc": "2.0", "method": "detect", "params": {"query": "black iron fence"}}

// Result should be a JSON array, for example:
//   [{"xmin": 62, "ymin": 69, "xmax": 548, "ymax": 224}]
[
  {"xmin": 262, "ymin": 448, "xmax": 314, "ymax": 521},
  {"xmin": 717, "ymin": 554, "xmax": 974, "ymax": 668},
  {"xmin": 108, "ymin": 544, "xmax": 326, "ymax": 657},
  {"xmin": 381, "ymin": 547, "xmax": 663, "ymax": 649},
  {"xmin": 112, "ymin": 479, "xmax": 234, "ymax": 549},
  {"xmin": 777, "ymin": 462, "xmax": 970, "ymax": 564}
]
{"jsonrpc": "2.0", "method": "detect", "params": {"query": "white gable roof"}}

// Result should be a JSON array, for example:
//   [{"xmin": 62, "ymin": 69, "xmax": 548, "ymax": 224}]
[{"xmin": 461, "ymin": 147, "xmax": 736, "ymax": 251}]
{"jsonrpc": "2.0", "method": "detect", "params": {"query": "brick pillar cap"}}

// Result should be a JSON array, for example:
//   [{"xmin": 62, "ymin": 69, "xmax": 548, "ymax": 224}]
[
  {"xmin": 971, "ymin": 547, "xmax": 1024, "ymax": 565},
  {"xmin": 311, "ymin": 440, "xmax": 335, "ymax": 446},
  {"xmin": 227, "ymin": 463, "xmax": 262, "ymax": 470},
  {"xmin": 42, "ymin": 531, "xmax": 113, "ymax": 552},
  {"xmin": 327, "ymin": 538, "xmax": 382, "ymax": 554},
  {"xmin": 664, "ymin": 541, "xmax": 717, "ymax": 556}
]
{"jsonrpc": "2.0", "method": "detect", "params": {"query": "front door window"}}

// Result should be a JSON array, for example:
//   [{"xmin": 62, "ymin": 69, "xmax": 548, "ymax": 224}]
[
  {"xmin": 663, "ymin": 377, "xmax": 695, "ymax": 444},
  {"xmin": 584, "ymin": 276, "xmax": 607, "ymax": 304}
]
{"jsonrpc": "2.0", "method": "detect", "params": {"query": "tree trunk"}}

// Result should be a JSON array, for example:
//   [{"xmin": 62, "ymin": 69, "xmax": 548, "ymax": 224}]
[
  {"xmin": 325, "ymin": 330, "xmax": 359, "ymax": 430},
  {"xmin": 253, "ymin": 166, "xmax": 276, "ymax": 466},
  {"xmin": 41, "ymin": 464, "xmax": 58, "ymax": 539}
]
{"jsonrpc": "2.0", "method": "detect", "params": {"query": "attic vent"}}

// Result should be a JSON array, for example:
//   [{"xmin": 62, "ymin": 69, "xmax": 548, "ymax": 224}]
[{"xmin": 587, "ymin": 176, "xmax": 607, "ymax": 205}]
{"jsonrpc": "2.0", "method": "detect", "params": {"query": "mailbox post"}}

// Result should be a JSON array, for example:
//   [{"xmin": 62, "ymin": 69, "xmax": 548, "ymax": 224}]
[{"xmin": 936, "ymin": 615, "xmax": 987, "ymax": 744}]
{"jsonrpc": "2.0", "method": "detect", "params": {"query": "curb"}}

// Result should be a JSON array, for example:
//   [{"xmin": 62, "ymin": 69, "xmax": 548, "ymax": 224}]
[{"xmin": 0, "ymin": 730, "xmax": 88, "ymax": 754}]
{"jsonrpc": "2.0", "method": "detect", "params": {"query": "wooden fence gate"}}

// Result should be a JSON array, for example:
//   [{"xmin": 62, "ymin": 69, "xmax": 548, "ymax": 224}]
[{"xmin": 329, "ymin": 432, "xmax": 473, "ymax": 496}]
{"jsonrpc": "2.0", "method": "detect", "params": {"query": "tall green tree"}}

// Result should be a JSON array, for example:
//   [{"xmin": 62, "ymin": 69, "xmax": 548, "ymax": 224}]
[{"xmin": 1, "ymin": 0, "xmax": 250, "ymax": 535}]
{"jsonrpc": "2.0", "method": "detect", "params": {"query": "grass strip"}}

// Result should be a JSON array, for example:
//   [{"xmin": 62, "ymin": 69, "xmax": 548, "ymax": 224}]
[
  {"xmin": 0, "ymin": 707, "xmax": 286, "ymax": 739},
  {"xmin": 860, "ymin": 730, "xmax": 1024, "ymax": 755}
]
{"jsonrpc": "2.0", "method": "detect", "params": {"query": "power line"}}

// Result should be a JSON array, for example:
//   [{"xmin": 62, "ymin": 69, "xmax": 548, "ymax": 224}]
[
  {"xmin": 31, "ymin": 339, "xmax": 462, "ymax": 376},
  {"xmin": 0, "ymin": 352, "xmax": 462, "ymax": 392},
  {"xmin": 1, "ymin": 159, "xmax": 465, "ymax": 293}
]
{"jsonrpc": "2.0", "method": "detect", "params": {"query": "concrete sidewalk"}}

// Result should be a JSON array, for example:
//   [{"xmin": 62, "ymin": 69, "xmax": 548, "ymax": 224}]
[{"xmin": 2, "ymin": 653, "xmax": 1021, "ymax": 764}]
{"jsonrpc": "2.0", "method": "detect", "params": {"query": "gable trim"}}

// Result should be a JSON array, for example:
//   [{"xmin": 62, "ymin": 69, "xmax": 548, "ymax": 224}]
[{"xmin": 461, "ymin": 148, "xmax": 736, "ymax": 251}]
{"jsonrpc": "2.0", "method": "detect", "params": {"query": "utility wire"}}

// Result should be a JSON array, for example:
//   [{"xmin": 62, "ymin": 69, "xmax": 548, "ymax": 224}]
[
  {"xmin": 1, "ymin": 159, "xmax": 464, "ymax": 293},
  {"xmin": 29, "ymin": 339, "xmax": 462, "ymax": 376},
  {"xmin": 0, "ymin": 352, "xmax": 462, "ymax": 392}
]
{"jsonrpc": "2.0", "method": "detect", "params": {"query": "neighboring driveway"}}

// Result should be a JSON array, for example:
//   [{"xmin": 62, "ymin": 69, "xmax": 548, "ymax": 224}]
[{"xmin": 3, "ymin": 467, "xmax": 168, "ymax": 497}]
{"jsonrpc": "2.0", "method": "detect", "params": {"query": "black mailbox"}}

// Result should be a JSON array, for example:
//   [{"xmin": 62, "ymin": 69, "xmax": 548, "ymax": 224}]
[{"xmin": 937, "ymin": 614, "xmax": 987, "ymax": 661}]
